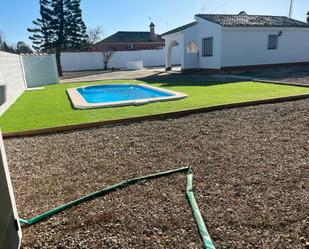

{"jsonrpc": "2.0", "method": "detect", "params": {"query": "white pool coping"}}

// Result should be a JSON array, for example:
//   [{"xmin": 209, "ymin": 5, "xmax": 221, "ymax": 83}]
[{"xmin": 67, "ymin": 83, "xmax": 188, "ymax": 110}]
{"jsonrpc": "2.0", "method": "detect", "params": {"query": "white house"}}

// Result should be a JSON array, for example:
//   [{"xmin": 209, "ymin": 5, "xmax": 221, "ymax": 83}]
[{"xmin": 162, "ymin": 12, "xmax": 309, "ymax": 71}]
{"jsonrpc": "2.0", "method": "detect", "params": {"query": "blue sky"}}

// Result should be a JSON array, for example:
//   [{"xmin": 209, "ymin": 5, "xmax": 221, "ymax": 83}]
[{"xmin": 1, "ymin": 0, "xmax": 308, "ymax": 46}]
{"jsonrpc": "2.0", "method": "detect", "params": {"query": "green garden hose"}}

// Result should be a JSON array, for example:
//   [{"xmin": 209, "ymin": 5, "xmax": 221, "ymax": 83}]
[
  {"xmin": 19, "ymin": 166, "xmax": 189, "ymax": 225},
  {"xmin": 186, "ymin": 167, "xmax": 216, "ymax": 249},
  {"xmin": 19, "ymin": 166, "xmax": 216, "ymax": 248}
]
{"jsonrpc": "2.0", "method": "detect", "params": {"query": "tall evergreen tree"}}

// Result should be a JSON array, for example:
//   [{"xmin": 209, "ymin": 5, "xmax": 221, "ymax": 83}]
[
  {"xmin": 28, "ymin": 0, "xmax": 88, "ymax": 76},
  {"xmin": 28, "ymin": 0, "xmax": 53, "ymax": 51},
  {"xmin": 0, "ymin": 30, "xmax": 5, "ymax": 50}
]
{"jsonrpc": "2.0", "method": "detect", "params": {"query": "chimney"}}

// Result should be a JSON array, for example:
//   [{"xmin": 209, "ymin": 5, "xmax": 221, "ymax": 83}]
[{"xmin": 149, "ymin": 22, "xmax": 155, "ymax": 41}]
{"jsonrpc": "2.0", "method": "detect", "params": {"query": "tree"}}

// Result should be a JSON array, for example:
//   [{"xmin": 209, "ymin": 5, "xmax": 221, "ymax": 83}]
[
  {"xmin": 16, "ymin": 42, "xmax": 32, "ymax": 54},
  {"xmin": 28, "ymin": 0, "xmax": 88, "ymax": 76},
  {"xmin": 86, "ymin": 25, "xmax": 103, "ymax": 49},
  {"xmin": 307, "ymin": 11, "xmax": 309, "ymax": 23},
  {"xmin": 28, "ymin": 0, "xmax": 53, "ymax": 51},
  {"xmin": 102, "ymin": 48, "xmax": 114, "ymax": 70},
  {"xmin": 0, "ymin": 30, "xmax": 30, "ymax": 54},
  {"xmin": 0, "ymin": 31, "xmax": 17, "ymax": 53},
  {"xmin": 0, "ymin": 30, "xmax": 5, "ymax": 49},
  {"xmin": 1, "ymin": 42, "xmax": 16, "ymax": 53}
]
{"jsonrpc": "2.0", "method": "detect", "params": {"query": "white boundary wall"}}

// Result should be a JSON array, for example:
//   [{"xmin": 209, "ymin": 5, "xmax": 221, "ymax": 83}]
[
  {"xmin": 0, "ymin": 52, "xmax": 59, "ymax": 116},
  {"xmin": 22, "ymin": 54, "xmax": 59, "ymax": 87},
  {"xmin": 0, "ymin": 52, "xmax": 26, "ymax": 116},
  {"xmin": 61, "ymin": 47, "xmax": 181, "ymax": 71}
]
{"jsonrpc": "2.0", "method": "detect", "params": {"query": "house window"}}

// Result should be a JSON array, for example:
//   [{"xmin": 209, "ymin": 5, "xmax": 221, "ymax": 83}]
[
  {"xmin": 127, "ymin": 44, "xmax": 135, "ymax": 50},
  {"xmin": 202, "ymin": 37, "xmax": 213, "ymax": 57},
  {"xmin": 268, "ymin": 35, "xmax": 278, "ymax": 50}
]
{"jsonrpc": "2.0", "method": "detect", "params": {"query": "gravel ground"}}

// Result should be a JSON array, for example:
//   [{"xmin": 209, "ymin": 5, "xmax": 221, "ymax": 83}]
[
  {"xmin": 5, "ymin": 99, "xmax": 309, "ymax": 249},
  {"xmin": 225, "ymin": 66, "xmax": 309, "ymax": 86},
  {"xmin": 278, "ymin": 76, "xmax": 309, "ymax": 86}
]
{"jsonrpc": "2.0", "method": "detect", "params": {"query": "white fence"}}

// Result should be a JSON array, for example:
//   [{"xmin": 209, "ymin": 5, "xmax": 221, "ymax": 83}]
[
  {"xmin": 61, "ymin": 47, "xmax": 181, "ymax": 71},
  {"xmin": 22, "ymin": 54, "xmax": 59, "ymax": 88},
  {"xmin": 0, "ymin": 51, "xmax": 59, "ymax": 116}
]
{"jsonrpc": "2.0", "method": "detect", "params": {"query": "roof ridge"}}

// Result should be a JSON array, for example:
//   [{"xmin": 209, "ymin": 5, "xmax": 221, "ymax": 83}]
[
  {"xmin": 161, "ymin": 21, "xmax": 197, "ymax": 36},
  {"xmin": 117, "ymin": 31, "xmax": 151, "ymax": 33},
  {"xmin": 196, "ymin": 13, "xmax": 289, "ymax": 18},
  {"xmin": 96, "ymin": 30, "xmax": 164, "ymax": 44},
  {"xmin": 195, "ymin": 13, "xmax": 309, "ymax": 28}
]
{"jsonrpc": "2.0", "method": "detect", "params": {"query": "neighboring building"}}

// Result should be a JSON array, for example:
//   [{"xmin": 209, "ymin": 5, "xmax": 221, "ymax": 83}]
[
  {"xmin": 94, "ymin": 23, "xmax": 164, "ymax": 51},
  {"xmin": 162, "ymin": 12, "xmax": 309, "ymax": 71}
]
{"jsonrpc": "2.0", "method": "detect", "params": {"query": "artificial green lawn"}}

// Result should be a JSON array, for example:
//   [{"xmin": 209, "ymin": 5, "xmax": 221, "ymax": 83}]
[{"xmin": 1, "ymin": 80, "xmax": 309, "ymax": 133}]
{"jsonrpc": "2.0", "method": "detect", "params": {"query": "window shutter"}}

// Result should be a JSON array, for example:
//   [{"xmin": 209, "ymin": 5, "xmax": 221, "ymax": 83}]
[
  {"xmin": 202, "ymin": 37, "xmax": 213, "ymax": 57},
  {"xmin": 268, "ymin": 35, "xmax": 278, "ymax": 50}
]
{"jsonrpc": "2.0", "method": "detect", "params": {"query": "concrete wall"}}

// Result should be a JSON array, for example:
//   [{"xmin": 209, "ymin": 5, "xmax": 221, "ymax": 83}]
[
  {"xmin": 22, "ymin": 54, "xmax": 59, "ymax": 87},
  {"xmin": 221, "ymin": 27, "xmax": 309, "ymax": 67},
  {"xmin": 0, "ymin": 52, "xmax": 26, "ymax": 116},
  {"xmin": 61, "ymin": 47, "xmax": 181, "ymax": 71}
]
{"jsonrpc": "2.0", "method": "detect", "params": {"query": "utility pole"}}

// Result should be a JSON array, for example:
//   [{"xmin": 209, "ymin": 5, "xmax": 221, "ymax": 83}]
[{"xmin": 289, "ymin": 0, "xmax": 294, "ymax": 18}]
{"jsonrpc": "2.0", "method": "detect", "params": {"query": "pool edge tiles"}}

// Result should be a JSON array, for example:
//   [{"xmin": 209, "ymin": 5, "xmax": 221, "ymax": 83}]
[{"xmin": 67, "ymin": 83, "xmax": 188, "ymax": 109}]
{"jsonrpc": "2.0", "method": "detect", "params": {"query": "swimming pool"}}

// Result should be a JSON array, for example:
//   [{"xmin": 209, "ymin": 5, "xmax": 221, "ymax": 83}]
[{"xmin": 67, "ymin": 84, "xmax": 187, "ymax": 109}]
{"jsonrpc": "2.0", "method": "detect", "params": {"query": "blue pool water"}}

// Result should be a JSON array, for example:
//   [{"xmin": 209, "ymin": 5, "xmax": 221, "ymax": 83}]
[{"xmin": 77, "ymin": 84, "xmax": 174, "ymax": 104}]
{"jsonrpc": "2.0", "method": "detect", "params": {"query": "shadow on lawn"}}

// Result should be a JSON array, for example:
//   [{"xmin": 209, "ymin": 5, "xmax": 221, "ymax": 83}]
[{"xmin": 137, "ymin": 71, "xmax": 247, "ymax": 87}]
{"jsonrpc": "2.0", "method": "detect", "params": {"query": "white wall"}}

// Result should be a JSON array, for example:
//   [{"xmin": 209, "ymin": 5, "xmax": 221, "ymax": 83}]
[
  {"xmin": 108, "ymin": 51, "xmax": 142, "ymax": 68},
  {"xmin": 163, "ymin": 18, "xmax": 223, "ymax": 70},
  {"xmin": 142, "ymin": 49, "xmax": 181, "ymax": 67},
  {"xmin": 22, "ymin": 54, "xmax": 59, "ymax": 87},
  {"xmin": 0, "ymin": 52, "xmax": 59, "ymax": 116},
  {"xmin": 163, "ymin": 33, "xmax": 184, "ymax": 69},
  {"xmin": 61, "ymin": 48, "xmax": 181, "ymax": 71},
  {"xmin": 0, "ymin": 52, "xmax": 26, "ymax": 116},
  {"xmin": 221, "ymin": 27, "xmax": 309, "ymax": 67},
  {"xmin": 163, "ymin": 18, "xmax": 309, "ymax": 70},
  {"xmin": 182, "ymin": 24, "xmax": 199, "ymax": 69},
  {"xmin": 195, "ymin": 17, "xmax": 223, "ymax": 69},
  {"xmin": 61, "ymin": 52, "xmax": 103, "ymax": 71}
]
